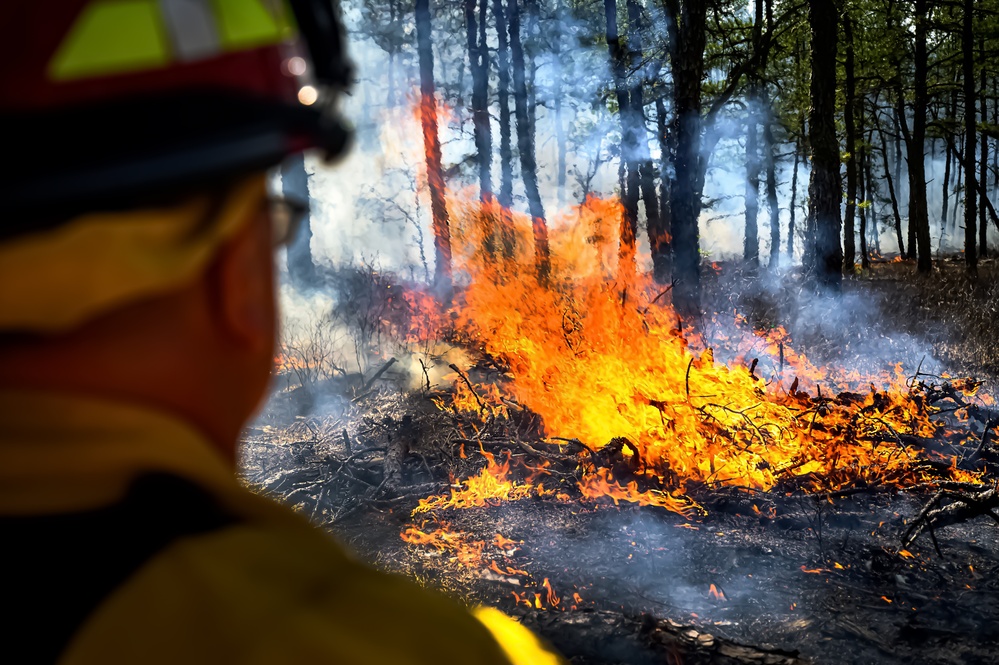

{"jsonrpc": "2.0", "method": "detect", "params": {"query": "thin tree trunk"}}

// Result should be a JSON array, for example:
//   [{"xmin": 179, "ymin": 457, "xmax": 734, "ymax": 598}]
[
  {"xmin": 787, "ymin": 42, "xmax": 804, "ymax": 262},
  {"xmin": 605, "ymin": 0, "xmax": 638, "ymax": 274},
  {"xmin": 626, "ymin": 0, "xmax": 661, "ymax": 281},
  {"xmin": 743, "ymin": 0, "xmax": 764, "ymax": 266},
  {"xmin": 492, "ymin": 0, "xmax": 515, "ymax": 258},
  {"xmin": 764, "ymin": 104, "xmax": 779, "ymax": 269},
  {"xmin": 980, "ymin": 35, "xmax": 988, "ymax": 258},
  {"xmin": 855, "ymin": 98, "xmax": 874, "ymax": 270},
  {"xmin": 858, "ymin": 106, "xmax": 869, "ymax": 269},
  {"xmin": 387, "ymin": 0, "xmax": 398, "ymax": 107},
  {"xmin": 909, "ymin": 0, "xmax": 932, "ymax": 272},
  {"xmin": 942, "ymin": 85, "xmax": 957, "ymax": 251},
  {"xmin": 788, "ymin": 140, "xmax": 799, "ymax": 260},
  {"xmin": 843, "ymin": 9, "xmax": 857, "ymax": 271},
  {"xmin": 866, "ymin": 132, "xmax": 881, "ymax": 256},
  {"xmin": 893, "ymin": 105, "xmax": 905, "ymax": 233},
  {"xmin": 744, "ymin": 101, "xmax": 760, "ymax": 265},
  {"xmin": 807, "ymin": 0, "xmax": 842, "ymax": 288},
  {"xmin": 876, "ymin": 117, "xmax": 905, "ymax": 256},
  {"xmin": 963, "ymin": 0, "xmax": 977, "ymax": 273},
  {"xmin": 763, "ymin": 0, "xmax": 778, "ymax": 268},
  {"xmin": 509, "ymin": 0, "xmax": 549, "ymax": 278},
  {"xmin": 553, "ymin": 1, "xmax": 567, "ymax": 207},
  {"xmin": 993, "ymin": 77, "xmax": 998, "ymax": 192},
  {"xmin": 654, "ymin": 96, "xmax": 672, "ymax": 283},
  {"xmin": 465, "ymin": 0, "xmax": 492, "ymax": 203},
  {"xmin": 282, "ymin": 153, "xmax": 316, "ymax": 289},
  {"xmin": 525, "ymin": 0, "xmax": 539, "ymax": 141},
  {"xmin": 416, "ymin": 0, "xmax": 452, "ymax": 291},
  {"xmin": 493, "ymin": 0, "xmax": 513, "ymax": 207},
  {"xmin": 952, "ymin": 151, "xmax": 963, "ymax": 231}
]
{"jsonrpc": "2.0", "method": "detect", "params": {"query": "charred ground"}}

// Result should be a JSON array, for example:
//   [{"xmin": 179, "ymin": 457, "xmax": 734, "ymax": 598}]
[{"xmin": 241, "ymin": 259, "xmax": 999, "ymax": 665}]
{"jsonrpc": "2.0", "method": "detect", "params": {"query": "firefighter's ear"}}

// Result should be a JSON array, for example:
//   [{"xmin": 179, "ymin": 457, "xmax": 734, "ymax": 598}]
[{"xmin": 210, "ymin": 209, "xmax": 276, "ymax": 353}]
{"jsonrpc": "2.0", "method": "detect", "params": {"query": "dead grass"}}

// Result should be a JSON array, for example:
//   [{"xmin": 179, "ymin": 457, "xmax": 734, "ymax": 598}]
[{"xmin": 701, "ymin": 257, "xmax": 999, "ymax": 389}]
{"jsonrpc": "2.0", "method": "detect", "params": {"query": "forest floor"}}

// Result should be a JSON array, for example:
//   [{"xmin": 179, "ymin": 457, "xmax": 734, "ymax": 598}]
[{"xmin": 241, "ymin": 257, "xmax": 999, "ymax": 665}]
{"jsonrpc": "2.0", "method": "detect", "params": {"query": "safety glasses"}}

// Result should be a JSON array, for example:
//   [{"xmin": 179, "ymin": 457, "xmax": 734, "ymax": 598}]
[{"xmin": 269, "ymin": 195, "xmax": 310, "ymax": 249}]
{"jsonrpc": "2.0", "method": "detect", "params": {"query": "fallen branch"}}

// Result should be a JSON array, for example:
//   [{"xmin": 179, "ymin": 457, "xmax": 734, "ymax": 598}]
[
  {"xmin": 901, "ymin": 483, "xmax": 999, "ymax": 552},
  {"xmin": 361, "ymin": 357, "xmax": 399, "ymax": 393}
]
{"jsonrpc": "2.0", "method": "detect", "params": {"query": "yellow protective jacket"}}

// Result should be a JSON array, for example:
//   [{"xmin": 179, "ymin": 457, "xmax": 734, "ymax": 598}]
[{"xmin": 0, "ymin": 391, "xmax": 563, "ymax": 665}]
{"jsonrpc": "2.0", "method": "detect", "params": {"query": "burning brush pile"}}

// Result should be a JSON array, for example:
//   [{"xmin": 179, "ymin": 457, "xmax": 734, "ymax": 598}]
[{"xmin": 244, "ymin": 195, "xmax": 999, "ymax": 664}]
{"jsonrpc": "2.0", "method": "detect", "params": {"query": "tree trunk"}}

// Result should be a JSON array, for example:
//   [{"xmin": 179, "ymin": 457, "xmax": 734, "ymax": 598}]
[
  {"xmin": 807, "ymin": 0, "xmax": 842, "ymax": 288},
  {"xmin": 604, "ymin": 0, "xmax": 638, "ymax": 274},
  {"xmin": 858, "ymin": 107, "xmax": 869, "ymax": 269},
  {"xmin": 763, "ymin": 0, "xmax": 778, "ymax": 268},
  {"xmin": 553, "ymin": 1, "xmax": 567, "ymax": 208},
  {"xmin": 979, "ymin": 35, "xmax": 988, "ymax": 258},
  {"xmin": 743, "ymin": 0, "xmax": 764, "ymax": 266},
  {"xmin": 843, "ymin": 9, "xmax": 857, "ymax": 271},
  {"xmin": 625, "ymin": 0, "xmax": 661, "ymax": 283},
  {"xmin": 866, "ymin": 132, "xmax": 881, "ymax": 256},
  {"xmin": 788, "ymin": 140, "xmax": 799, "ymax": 261},
  {"xmin": 387, "ymin": 0, "xmax": 399, "ymax": 107},
  {"xmin": 909, "ymin": 0, "xmax": 932, "ymax": 272},
  {"xmin": 895, "ymin": 89, "xmax": 917, "ymax": 259},
  {"xmin": 654, "ymin": 96, "xmax": 672, "ymax": 283},
  {"xmin": 952, "ymin": 150, "xmax": 963, "ymax": 231},
  {"xmin": 877, "ymin": 117, "xmax": 905, "ymax": 256},
  {"xmin": 492, "ymin": 1, "xmax": 512, "ymax": 197},
  {"xmin": 893, "ymin": 105, "xmax": 905, "ymax": 235},
  {"xmin": 282, "ymin": 153, "xmax": 317, "ymax": 289},
  {"xmin": 764, "ymin": 104, "xmax": 779, "ymax": 269},
  {"xmin": 667, "ymin": 1, "xmax": 708, "ymax": 316},
  {"xmin": 509, "ymin": 0, "xmax": 550, "ymax": 279},
  {"xmin": 942, "ymin": 84, "xmax": 957, "ymax": 250},
  {"xmin": 492, "ymin": 0, "xmax": 515, "ymax": 258},
  {"xmin": 744, "ymin": 98, "xmax": 760, "ymax": 265},
  {"xmin": 416, "ymin": 0, "xmax": 452, "ymax": 292},
  {"xmin": 465, "ymin": 0, "xmax": 492, "ymax": 203},
  {"xmin": 963, "ymin": 0, "xmax": 977, "ymax": 273}
]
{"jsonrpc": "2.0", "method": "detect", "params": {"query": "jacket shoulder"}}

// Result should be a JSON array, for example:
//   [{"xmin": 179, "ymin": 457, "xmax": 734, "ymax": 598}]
[{"xmin": 60, "ymin": 517, "xmax": 513, "ymax": 665}]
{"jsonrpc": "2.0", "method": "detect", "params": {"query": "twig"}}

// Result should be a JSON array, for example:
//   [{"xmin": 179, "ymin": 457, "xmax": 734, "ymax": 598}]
[{"xmin": 448, "ymin": 363, "xmax": 487, "ymax": 412}]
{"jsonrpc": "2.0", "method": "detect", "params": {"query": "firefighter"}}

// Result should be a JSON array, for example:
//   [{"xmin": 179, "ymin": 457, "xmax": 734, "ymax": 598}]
[{"xmin": 0, "ymin": 2, "xmax": 563, "ymax": 663}]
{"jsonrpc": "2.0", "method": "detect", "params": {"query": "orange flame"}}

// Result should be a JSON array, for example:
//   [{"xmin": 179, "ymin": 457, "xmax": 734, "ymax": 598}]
[
  {"xmin": 410, "ymin": 190, "xmax": 987, "ymax": 510},
  {"xmin": 412, "ymin": 449, "xmax": 552, "ymax": 514}
]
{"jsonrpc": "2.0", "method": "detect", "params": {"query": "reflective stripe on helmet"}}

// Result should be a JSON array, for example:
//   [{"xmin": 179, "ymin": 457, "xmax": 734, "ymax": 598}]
[
  {"xmin": 49, "ymin": 0, "xmax": 170, "ymax": 81},
  {"xmin": 213, "ymin": 0, "xmax": 293, "ymax": 50},
  {"xmin": 48, "ymin": 0, "xmax": 295, "ymax": 82},
  {"xmin": 160, "ymin": 0, "xmax": 221, "ymax": 62}
]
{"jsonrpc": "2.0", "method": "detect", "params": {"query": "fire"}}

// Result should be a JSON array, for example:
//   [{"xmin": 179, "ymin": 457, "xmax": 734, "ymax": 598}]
[
  {"xmin": 401, "ymin": 522, "xmax": 485, "ymax": 567},
  {"xmin": 578, "ymin": 467, "xmax": 699, "ymax": 515},
  {"xmin": 543, "ymin": 578, "xmax": 561, "ymax": 607},
  {"xmin": 412, "ymin": 448, "xmax": 552, "ymax": 514},
  {"xmin": 404, "ymin": 190, "xmax": 987, "ymax": 514},
  {"xmin": 383, "ymin": 94, "xmax": 992, "ymax": 528},
  {"xmin": 708, "ymin": 584, "xmax": 726, "ymax": 601}
]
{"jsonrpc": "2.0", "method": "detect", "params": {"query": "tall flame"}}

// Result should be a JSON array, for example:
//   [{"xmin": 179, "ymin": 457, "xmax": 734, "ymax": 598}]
[{"xmin": 411, "ymin": 191, "xmax": 984, "ymax": 507}]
